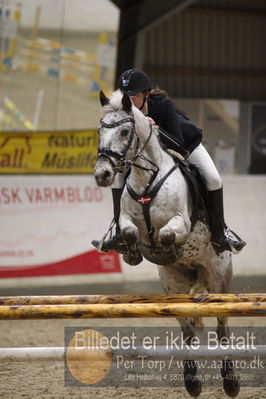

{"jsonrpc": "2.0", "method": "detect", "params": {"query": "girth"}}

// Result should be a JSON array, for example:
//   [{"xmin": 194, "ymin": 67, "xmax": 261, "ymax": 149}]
[{"xmin": 126, "ymin": 161, "xmax": 180, "ymax": 245}]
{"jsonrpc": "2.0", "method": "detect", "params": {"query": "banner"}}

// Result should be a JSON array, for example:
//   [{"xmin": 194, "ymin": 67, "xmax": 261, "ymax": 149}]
[
  {"xmin": 0, "ymin": 129, "xmax": 98, "ymax": 174},
  {"xmin": 0, "ymin": 175, "xmax": 121, "ymax": 278}
]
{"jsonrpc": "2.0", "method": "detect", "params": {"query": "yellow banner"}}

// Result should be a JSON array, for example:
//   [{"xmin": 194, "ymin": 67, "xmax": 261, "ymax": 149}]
[{"xmin": 0, "ymin": 130, "xmax": 99, "ymax": 174}]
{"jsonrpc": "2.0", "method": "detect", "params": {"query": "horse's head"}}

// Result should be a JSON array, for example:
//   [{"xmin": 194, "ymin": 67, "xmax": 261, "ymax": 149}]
[{"xmin": 94, "ymin": 90, "xmax": 139, "ymax": 187}]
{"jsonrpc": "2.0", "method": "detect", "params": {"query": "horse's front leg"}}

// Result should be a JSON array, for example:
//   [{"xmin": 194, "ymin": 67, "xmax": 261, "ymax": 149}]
[
  {"xmin": 217, "ymin": 317, "xmax": 240, "ymax": 397},
  {"xmin": 178, "ymin": 317, "xmax": 202, "ymax": 397},
  {"xmin": 159, "ymin": 214, "xmax": 191, "ymax": 251},
  {"xmin": 120, "ymin": 213, "xmax": 143, "ymax": 266}
]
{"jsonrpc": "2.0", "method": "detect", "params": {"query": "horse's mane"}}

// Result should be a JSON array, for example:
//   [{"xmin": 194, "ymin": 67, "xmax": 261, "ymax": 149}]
[{"xmin": 102, "ymin": 90, "xmax": 157, "ymax": 138}]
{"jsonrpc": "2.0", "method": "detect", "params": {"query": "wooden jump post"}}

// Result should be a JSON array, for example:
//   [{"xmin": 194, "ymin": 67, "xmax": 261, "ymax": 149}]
[{"xmin": 0, "ymin": 294, "xmax": 266, "ymax": 319}]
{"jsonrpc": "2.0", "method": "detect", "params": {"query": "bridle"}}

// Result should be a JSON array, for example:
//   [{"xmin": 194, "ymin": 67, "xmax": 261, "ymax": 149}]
[
  {"xmin": 97, "ymin": 114, "xmax": 157, "ymax": 176},
  {"xmin": 98, "ymin": 116, "xmax": 135, "ymax": 172}
]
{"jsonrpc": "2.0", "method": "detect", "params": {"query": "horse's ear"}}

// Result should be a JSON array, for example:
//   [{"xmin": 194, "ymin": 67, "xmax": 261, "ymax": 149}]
[
  {"xmin": 122, "ymin": 92, "xmax": 132, "ymax": 113},
  {"xmin": 99, "ymin": 90, "xmax": 109, "ymax": 106}
]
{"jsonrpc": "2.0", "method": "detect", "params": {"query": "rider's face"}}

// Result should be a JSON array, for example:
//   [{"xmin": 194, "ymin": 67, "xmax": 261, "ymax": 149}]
[{"xmin": 130, "ymin": 91, "xmax": 146, "ymax": 109}]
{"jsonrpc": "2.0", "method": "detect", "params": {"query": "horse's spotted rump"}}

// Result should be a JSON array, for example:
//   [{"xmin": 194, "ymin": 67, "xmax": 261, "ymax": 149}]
[{"xmin": 177, "ymin": 221, "xmax": 210, "ymax": 261}]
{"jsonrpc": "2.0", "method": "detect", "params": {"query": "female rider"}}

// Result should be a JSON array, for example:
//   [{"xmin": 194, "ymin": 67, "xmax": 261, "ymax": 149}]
[{"xmin": 92, "ymin": 69, "xmax": 246, "ymax": 254}]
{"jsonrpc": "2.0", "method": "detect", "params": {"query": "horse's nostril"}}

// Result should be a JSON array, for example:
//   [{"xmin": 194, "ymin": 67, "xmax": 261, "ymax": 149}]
[{"xmin": 103, "ymin": 170, "xmax": 111, "ymax": 179}]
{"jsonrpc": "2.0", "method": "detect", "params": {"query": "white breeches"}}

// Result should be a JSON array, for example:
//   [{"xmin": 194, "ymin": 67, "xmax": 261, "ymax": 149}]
[
  {"xmin": 187, "ymin": 143, "xmax": 222, "ymax": 191},
  {"xmin": 112, "ymin": 143, "xmax": 222, "ymax": 192}
]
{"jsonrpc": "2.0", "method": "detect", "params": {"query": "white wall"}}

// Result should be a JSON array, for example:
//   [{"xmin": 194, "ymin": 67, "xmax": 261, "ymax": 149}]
[
  {"xmin": 223, "ymin": 175, "xmax": 266, "ymax": 276},
  {"xmin": 15, "ymin": 0, "xmax": 119, "ymax": 32}
]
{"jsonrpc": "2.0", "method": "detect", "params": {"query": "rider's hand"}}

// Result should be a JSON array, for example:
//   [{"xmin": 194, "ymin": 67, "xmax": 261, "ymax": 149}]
[{"xmin": 146, "ymin": 116, "xmax": 159, "ymax": 129}]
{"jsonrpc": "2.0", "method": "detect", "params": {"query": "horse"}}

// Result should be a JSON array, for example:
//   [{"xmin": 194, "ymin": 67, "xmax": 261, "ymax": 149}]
[{"xmin": 94, "ymin": 89, "xmax": 240, "ymax": 398}]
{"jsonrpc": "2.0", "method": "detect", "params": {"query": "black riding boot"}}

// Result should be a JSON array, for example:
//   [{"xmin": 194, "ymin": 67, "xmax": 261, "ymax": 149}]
[
  {"xmin": 207, "ymin": 187, "xmax": 246, "ymax": 253},
  {"xmin": 91, "ymin": 188, "xmax": 126, "ymax": 253}
]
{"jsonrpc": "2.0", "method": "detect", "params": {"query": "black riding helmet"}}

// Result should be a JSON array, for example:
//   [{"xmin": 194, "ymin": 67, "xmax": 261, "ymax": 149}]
[{"xmin": 117, "ymin": 69, "xmax": 152, "ymax": 95}]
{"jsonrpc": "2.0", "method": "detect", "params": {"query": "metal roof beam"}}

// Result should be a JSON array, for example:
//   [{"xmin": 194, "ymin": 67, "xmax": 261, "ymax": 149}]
[{"xmin": 112, "ymin": 0, "xmax": 196, "ymax": 85}]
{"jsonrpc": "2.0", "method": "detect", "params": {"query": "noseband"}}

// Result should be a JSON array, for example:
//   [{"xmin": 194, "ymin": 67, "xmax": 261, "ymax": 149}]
[{"xmin": 98, "ymin": 115, "xmax": 153, "ymax": 173}]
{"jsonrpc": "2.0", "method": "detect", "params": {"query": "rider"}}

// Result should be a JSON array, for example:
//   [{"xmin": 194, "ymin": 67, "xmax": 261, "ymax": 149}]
[{"xmin": 92, "ymin": 68, "xmax": 246, "ymax": 254}]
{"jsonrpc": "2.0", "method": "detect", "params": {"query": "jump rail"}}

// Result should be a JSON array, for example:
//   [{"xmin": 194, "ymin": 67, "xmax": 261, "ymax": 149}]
[
  {"xmin": 1, "ymin": 293, "xmax": 266, "ymax": 306},
  {"xmin": 2, "ymin": 345, "xmax": 266, "ymax": 362},
  {"xmin": 1, "ymin": 300, "xmax": 266, "ymax": 319}
]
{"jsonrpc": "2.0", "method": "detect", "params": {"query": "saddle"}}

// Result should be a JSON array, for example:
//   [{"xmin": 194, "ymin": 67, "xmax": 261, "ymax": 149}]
[{"xmin": 176, "ymin": 158, "xmax": 209, "ymax": 227}]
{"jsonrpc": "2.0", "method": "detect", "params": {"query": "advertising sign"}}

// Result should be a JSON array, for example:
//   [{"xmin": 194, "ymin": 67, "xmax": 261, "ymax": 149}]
[{"xmin": 0, "ymin": 129, "xmax": 98, "ymax": 174}]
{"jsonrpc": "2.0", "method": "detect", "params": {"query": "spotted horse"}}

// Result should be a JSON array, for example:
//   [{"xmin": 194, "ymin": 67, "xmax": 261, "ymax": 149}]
[{"xmin": 94, "ymin": 89, "xmax": 240, "ymax": 397}]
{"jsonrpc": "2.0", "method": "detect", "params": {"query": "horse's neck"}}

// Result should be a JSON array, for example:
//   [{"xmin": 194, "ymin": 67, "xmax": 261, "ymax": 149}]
[{"xmin": 127, "ymin": 126, "xmax": 173, "ymax": 191}]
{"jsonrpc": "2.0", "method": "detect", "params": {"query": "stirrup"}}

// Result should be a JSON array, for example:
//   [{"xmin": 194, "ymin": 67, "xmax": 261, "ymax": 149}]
[
  {"xmin": 91, "ymin": 219, "xmax": 127, "ymax": 254},
  {"xmin": 212, "ymin": 228, "xmax": 246, "ymax": 254},
  {"xmin": 91, "ymin": 218, "xmax": 115, "ymax": 252},
  {"xmin": 91, "ymin": 237, "xmax": 127, "ymax": 254},
  {"xmin": 224, "ymin": 228, "xmax": 246, "ymax": 254}
]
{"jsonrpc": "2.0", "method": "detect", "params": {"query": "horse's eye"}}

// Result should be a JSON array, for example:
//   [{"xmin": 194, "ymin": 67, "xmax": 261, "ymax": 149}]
[{"xmin": 121, "ymin": 129, "xmax": 129, "ymax": 137}]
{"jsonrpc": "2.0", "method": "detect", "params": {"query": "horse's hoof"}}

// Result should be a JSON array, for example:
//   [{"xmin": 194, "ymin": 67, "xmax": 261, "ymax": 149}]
[
  {"xmin": 123, "ymin": 251, "xmax": 143, "ymax": 266},
  {"xmin": 159, "ymin": 230, "xmax": 175, "ymax": 249},
  {"xmin": 223, "ymin": 376, "xmax": 240, "ymax": 397},
  {"xmin": 163, "ymin": 251, "xmax": 176, "ymax": 263},
  {"xmin": 160, "ymin": 248, "xmax": 177, "ymax": 264},
  {"xmin": 184, "ymin": 377, "xmax": 202, "ymax": 397}
]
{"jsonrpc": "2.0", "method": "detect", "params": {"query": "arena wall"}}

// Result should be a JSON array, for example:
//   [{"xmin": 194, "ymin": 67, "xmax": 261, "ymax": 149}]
[{"xmin": 0, "ymin": 175, "xmax": 265, "ymax": 290}]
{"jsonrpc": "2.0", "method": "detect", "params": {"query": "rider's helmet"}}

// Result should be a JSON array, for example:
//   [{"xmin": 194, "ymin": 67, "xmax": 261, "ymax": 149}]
[{"xmin": 117, "ymin": 69, "xmax": 152, "ymax": 95}]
